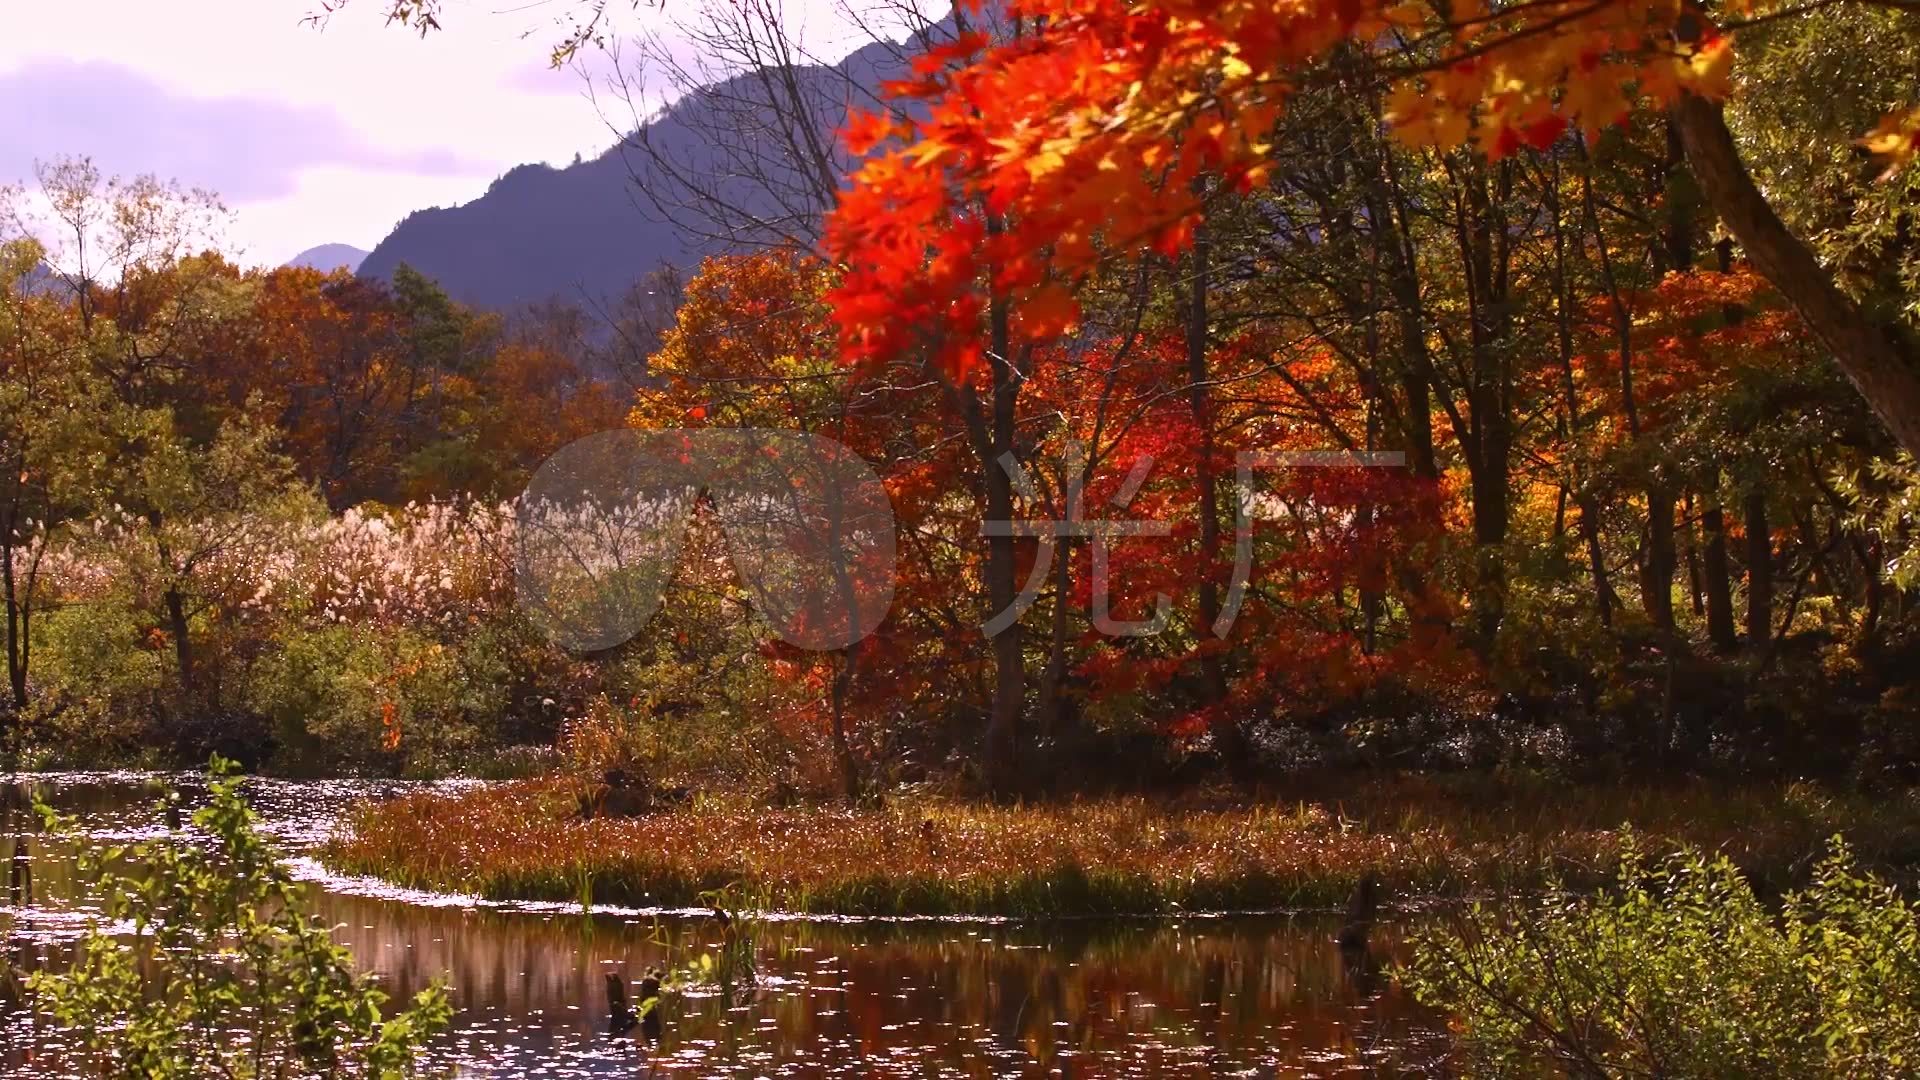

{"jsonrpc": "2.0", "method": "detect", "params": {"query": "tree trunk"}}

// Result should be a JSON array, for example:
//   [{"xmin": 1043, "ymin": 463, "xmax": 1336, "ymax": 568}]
[
  {"xmin": 1684, "ymin": 494, "xmax": 1706, "ymax": 617},
  {"xmin": 1703, "ymin": 242, "xmax": 1742, "ymax": 654},
  {"xmin": 982, "ymin": 287, "xmax": 1024, "ymax": 799},
  {"xmin": 1642, "ymin": 492, "xmax": 1678, "ymax": 634},
  {"xmin": 1745, "ymin": 490, "xmax": 1773, "ymax": 648},
  {"xmin": 1702, "ymin": 487, "xmax": 1738, "ymax": 652},
  {"xmin": 1186, "ymin": 219, "xmax": 1242, "ymax": 766},
  {"xmin": 1459, "ymin": 157, "xmax": 1515, "ymax": 654},
  {"xmin": 1366, "ymin": 154, "xmax": 1439, "ymax": 483},
  {"xmin": 1, "ymin": 532, "xmax": 23, "ymax": 715},
  {"xmin": 7, "ymin": 600, "xmax": 24, "ymax": 715},
  {"xmin": 1859, "ymin": 538, "xmax": 1884, "ymax": 651},
  {"xmin": 1579, "ymin": 139, "xmax": 1673, "ymax": 634},
  {"xmin": 1546, "ymin": 154, "xmax": 1616, "ymax": 629},
  {"xmin": 165, "ymin": 584, "xmax": 194, "ymax": 693},
  {"xmin": 1037, "ymin": 537, "xmax": 1073, "ymax": 738},
  {"xmin": 1579, "ymin": 495, "xmax": 1616, "ymax": 628},
  {"xmin": 829, "ymin": 651, "xmax": 860, "ymax": 805},
  {"xmin": 820, "ymin": 482, "xmax": 866, "ymax": 805},
  {"xmin": 1470, "ymin": 466, "xmax": 1511, "ymax": 650},
  {"xmin": 1370, "ymin": 129, "xmax": 1455, "ymax": 639},
  {"xmin": 984, "ymin": 510, "xmax": 1022, "ymax": 797},
  {"xmin": 1672, "ymin": 93, "xmax": 1920, "ymax": 458},
  {"xmin": 1641, "ymin": 122, "xmax": 1693, "ymax": 639}
]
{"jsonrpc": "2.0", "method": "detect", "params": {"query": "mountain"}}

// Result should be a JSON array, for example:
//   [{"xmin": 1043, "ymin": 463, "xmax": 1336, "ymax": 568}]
[
  {"xmin": 283, "ymin": 243, "xmax": 369, "ymax": 274},
  {"xmin": 358, "ymin": 152, "xmax": 684, "ymax": 312},
  {"xmin": 355, "ymin": 35, "xmax": 911, "ymax": 312},
  {"xmin": 14, "ymin": 260, "xmax": 68, "ymax": 299}
]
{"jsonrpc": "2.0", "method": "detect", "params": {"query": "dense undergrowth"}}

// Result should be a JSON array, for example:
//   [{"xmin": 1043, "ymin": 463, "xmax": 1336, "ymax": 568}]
[
  {"xmin": 1409, "ymin": 837, "xmax": 1920, "ymax": 1077},
  {"xmin": 324, "ymin": 775, "xmax": 1920, "ymax": 917}
]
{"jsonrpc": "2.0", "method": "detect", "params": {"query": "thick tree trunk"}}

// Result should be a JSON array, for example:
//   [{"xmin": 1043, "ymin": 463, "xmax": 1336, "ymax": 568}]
[
  {"xmin": 1672, "ymin": 93, "xmax": 1920, "ymax": 458},
  {"xmin": 1470, "ymin": 467, "xmax": 1511, "ymax": 649}
]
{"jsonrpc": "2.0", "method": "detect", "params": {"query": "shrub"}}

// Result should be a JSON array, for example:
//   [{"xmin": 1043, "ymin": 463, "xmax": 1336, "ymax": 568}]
[
  {"xmin": 30, "ymin": 758, "xmax": 452, "ymax": 1076},
  {"xmin": 1407, "ymin": 834, "xmax": 1920, "ymax": 1078},
  {"xmin": 245, "ymin": 622, "xmax": 393, "ymax": 771},
  {"xmin": 247, "ymin": 622, "xmax": 513, "ymax": 776},
  {"xmin": 28, "ymin": 597, "xmax": 178, "ymax": 759}
]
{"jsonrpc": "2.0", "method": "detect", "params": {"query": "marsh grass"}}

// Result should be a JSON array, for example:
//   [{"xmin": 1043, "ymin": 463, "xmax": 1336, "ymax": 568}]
[{"xmin": 322, "ymin": 775, "xmax": 1920, "ymax": 917}]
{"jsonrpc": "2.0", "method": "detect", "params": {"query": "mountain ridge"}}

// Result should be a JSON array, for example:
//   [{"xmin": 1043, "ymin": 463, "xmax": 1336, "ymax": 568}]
[
  {"xmin": 355, "ymin": 32, "xmax": 916, "ymax": 312},
  {"xmin": 283, "ymin": 243, "xmax": 369, "ymax": 274}
]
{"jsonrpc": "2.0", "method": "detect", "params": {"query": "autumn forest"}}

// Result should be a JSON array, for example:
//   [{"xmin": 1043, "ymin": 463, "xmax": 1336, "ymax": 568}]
[{"xmin": 7, "ymin": 0, "xmax": 1920, "ymax": 1074}]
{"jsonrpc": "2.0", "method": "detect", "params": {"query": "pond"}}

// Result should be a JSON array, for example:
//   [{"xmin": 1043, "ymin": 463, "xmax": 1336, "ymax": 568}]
[{"xmin": 0, "ymin": 774, "xmax": 1451, "ymax": 1077}]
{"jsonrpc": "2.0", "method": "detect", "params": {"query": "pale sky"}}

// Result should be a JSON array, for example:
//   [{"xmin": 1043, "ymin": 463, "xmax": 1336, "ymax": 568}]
[{"xmin": 0, "ymin": 0, "xmax": 875, "ymax": 268}]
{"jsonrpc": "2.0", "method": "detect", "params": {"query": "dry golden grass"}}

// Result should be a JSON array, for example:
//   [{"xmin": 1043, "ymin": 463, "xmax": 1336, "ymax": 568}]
[{"xmin": 323, "ymin": 775, "xmax": 1920, "ymax": 916}]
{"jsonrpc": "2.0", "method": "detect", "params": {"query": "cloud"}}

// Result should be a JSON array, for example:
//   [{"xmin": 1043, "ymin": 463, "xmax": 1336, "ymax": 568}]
[{"xmin": 0, "ymin": 58, "xmax": 495, "ymax": 200}]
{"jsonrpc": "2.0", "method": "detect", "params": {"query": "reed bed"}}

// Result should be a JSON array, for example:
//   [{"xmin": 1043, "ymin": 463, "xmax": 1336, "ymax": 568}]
[{"xmin": 322, "ymin": 776, "xmax": 1920, "ymax": 917}]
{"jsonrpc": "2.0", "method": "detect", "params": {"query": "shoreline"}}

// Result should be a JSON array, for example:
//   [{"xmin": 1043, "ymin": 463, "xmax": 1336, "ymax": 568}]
[
  {"xmin": 321, "ymin": 776, "xmax": 1920, "ymax": 918},
  {"xmin": 290, "ymin": 853, "xmax": 1464, "ymax": 923}
]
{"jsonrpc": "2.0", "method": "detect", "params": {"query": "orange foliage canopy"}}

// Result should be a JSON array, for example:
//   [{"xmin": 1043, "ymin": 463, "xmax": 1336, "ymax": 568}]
[{"xmin": 825, "ymin": 0, "xmax": 1905, "ymax": 373}]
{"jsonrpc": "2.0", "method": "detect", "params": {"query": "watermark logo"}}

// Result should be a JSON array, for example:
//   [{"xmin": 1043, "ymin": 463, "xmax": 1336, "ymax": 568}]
[
  {"xmin": 516, "ymin": 430, "xmax": 1403, "ymax": 652},
  {"xmin": 981, "ymin": 443, "xmax": 1172, "ymax": 638}
]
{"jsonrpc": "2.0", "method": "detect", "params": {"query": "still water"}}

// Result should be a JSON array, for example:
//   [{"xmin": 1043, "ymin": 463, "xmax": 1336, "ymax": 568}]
[{"xmin": 0, "ymin": 774, "xmax": 1450, "ymax": 1077}]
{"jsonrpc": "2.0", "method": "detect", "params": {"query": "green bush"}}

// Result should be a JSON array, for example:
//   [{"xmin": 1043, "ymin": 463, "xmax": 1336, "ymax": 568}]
[
  {"xmin": 1407, "ymin": 834, "xmax": 1920, "ymax": 1078},
  {"xmin": 246, "ymin": 623, "xmax": 506, "ymax": 776},
  {"xmin": 29, "ymin": 598, "xmax": 178, "ymax": 759},
  {"xmin": 244, "ymin": 622, "xmax": 387, "ymax": 771},
  {"xmin": 30, "ymin": 758, "xmax": 451, "ymax": 1076}
]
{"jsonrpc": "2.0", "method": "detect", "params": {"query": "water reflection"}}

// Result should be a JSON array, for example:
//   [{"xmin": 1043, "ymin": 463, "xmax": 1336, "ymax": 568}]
[{"xmin": 0, "ymin": 775, "xmax": 1449, "ymax": 1077}]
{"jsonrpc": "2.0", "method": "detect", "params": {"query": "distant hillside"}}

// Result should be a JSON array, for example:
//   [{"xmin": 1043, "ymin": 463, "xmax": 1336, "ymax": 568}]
[
  {"xmin": 356, "ymin": 35, "xmax": 910, "ymax": 312},
  {"xmin": 14, "ymin": 260, "xmax": 68, "ymax": 298},
  {"xmin": 358, "ymin": 152, "xmax": 683, "ymax": 312},
  {"xmin": 283, "ymin": 243, "xmax": 368, "ymax": 274}
]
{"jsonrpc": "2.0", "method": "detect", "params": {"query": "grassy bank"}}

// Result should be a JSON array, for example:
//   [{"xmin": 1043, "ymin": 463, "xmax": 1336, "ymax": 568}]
[{"xmin": 322, "ymin": 776, "xmax": 1920, "ymax": 917}]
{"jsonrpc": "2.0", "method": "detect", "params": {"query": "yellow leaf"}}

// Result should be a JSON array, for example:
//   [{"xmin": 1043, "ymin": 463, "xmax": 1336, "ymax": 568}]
[
  {"xmin": 1861, "ymin": 106, "xmax": 1920, "ymax": 178},
  {"xmin": 1682, "ymin": 35, "xmax": 1735, "ymax": 100}
]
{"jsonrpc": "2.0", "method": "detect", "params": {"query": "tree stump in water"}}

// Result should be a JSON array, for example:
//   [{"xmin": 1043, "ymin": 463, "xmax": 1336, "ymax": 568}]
[
  {"xmin": 1337, "ymin": 873, "xmax": 1378, "ymax": 952},
  {"xmin": 605, "ymin": 972, "xmax": 638, "ymax": 1034}
]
